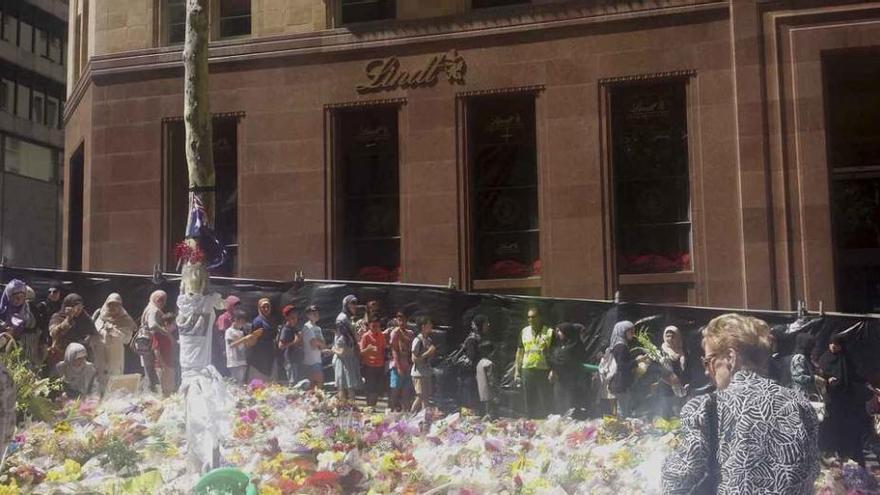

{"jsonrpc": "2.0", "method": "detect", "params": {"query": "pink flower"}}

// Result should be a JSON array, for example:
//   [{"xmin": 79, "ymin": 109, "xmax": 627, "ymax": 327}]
[
  {"xmin": 239, "ymin": 409, "xmax": 258, "ymax": 423},
  {"xmin": 248, "ymin": 379, "xmax": 265, "ymax": 391}
]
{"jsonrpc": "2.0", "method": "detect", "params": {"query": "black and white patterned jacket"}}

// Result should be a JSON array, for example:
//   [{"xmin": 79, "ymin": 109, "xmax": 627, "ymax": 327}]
[{"xmin": 662, "ymin": 370, "xmax": 820, "ymax": 494}]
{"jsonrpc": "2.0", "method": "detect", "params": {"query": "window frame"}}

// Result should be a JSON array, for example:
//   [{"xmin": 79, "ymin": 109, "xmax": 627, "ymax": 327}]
[
  {"xmin": 0, "ymin": 78, "xmax": 12, "ymax": 113},
  {"xmin": 335, "ymin": 0, "xmax": 397, "ymax": 27},
  {"xmin": 215, "ymin": 0, "xmax": 251, "ymax": 39},
  {"xmin": 162, "ymin": 0, "xmax": 187, "ymax": 46},
  {"xmin": 1, "ymin": 9, "xmax": 16, "ymax": 43},
  {"xmin": 15, "ymin": 82, "xmax": 29, "ymax": 119},
  {"xmin": 36, "ymin": 27, "xmax": 49, "ymax": 58},
  {"xmin": 599, "ymin": 73, "xmax": 700, "ymax": 299},
  {"xmin": 31, "ymin": 89, "xmax": 44, "ymax": 125},
  {"xmin": 46, "ymin": 95, "xmax": 59, "ymax": 128},
  {"xmin": 456, "ymin": 87, "xmax": 545, "ymax": 294},
  {"xmin": 161, "ymin": 114, "xmax": 243, "ymax": 276},
  {"xmin": 327, "ymin": 102, "xmax": 404, "ymax": 282}
]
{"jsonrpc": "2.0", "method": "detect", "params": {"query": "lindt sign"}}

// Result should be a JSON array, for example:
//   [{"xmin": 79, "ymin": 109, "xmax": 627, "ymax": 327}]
[{"xmin": 356, "ymin": 50, "xmax": 466, "ymax": 93}]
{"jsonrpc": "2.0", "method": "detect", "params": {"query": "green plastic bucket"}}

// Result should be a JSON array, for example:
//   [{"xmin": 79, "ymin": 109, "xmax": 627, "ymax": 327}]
[{"xmin": 193, "ymin": 468, "xmax": 258, "ymax": 495}]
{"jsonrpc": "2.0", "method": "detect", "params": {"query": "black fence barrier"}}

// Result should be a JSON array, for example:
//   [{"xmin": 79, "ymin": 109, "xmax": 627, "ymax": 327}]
[{"xmin": 3, "ymin": 267, "xmax": 879, "ymax": 416}]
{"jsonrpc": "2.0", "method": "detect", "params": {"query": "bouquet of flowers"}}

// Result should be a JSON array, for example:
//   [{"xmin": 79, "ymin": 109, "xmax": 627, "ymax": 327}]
[{"xmin": 0, "ymin": 348, "xmax": 62, "ymax": 421}]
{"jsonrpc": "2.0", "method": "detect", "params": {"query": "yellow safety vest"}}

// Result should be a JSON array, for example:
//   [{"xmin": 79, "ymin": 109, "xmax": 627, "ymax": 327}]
[{"xmin": 521, "ymin": 325, "xmax": 552, "ymax": 370}]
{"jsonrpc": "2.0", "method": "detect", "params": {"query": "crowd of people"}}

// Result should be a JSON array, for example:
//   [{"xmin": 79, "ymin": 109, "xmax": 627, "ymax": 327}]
[{"xmin": 2, "ymin": 278, "xmax": 879, "ymax": 493}]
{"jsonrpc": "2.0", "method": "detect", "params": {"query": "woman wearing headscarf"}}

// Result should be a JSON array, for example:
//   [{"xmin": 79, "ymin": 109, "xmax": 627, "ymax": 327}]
[
  {"xmin": 458, "ymin": 315, "xmax": 488, "ymax": 409},
  {"xmin": 0, "ymin": 279, "xmax": 36, "ymax": 339},
  {"xmin": 333, "ymin": 295, "xmax": 361, "ymax": 404},
  {"xmin": 790, "ymin": 333, "xmax": 820, "ymax": 400},
  {"xmin": 140, "ymin": 290, "xmax": 173, "ymax": 394},
  {"xmin": 55, "ymin": 342, "xmax": 97, "ymax": 398},
  {"xmin": 818, "ymin": 334, "xmax": 871, "ymax": 467},
  {"xmin": 92, "ymin": 293, "xmax": 137, "ymax": 394},
  {"xmin": 607, "ymin": 320, "xmax": 646, "ymax": 417},
  {"xmin": 17, "ymin": 285, "xmax": 41, "ymax": 367},
  {"xmin": 657, "ymin": 325, "xmax": 688, "ymax": 418},
  {"xmin": 247, "ymin": 298, "xmax": 278, "ymax": 382},
  {"xmin": 548, "ymin": 322, "xmax": 585, "ymax": 414},
  {"xmin": 48, "ymin": 293, "xmax": 96, "ymax": 368},
  {"xmin": 213, "ymin": 295, "xmax": 240, "ymax": 377}
]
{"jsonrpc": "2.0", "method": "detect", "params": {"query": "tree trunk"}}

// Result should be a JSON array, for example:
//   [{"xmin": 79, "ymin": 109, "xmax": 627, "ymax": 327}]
[{"xmin": 182, "ymin": 0, "xmax": 213, "ymax": 296}]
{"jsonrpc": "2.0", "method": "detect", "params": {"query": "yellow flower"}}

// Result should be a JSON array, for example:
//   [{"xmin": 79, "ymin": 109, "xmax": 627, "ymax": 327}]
[
  {"xmin": 53, "ymin": 421, "xmax": 71, "ymax": 435},
  {"xmin": 260, "ymin": 486, "xmax": 282, "ymax": 495},
  {"xmin": 46, "ymin": 459, "xmax": 82, "ymax": 483},
  {"xmin": 611, "ymin": 449, "xmax": 635, "ymax": 469},
  {"xmin": 0, "ymin": 480, "xmax": 20, "ymax": 495},
  {"xmin": 379, "ymin": 453, "xmax": 397, "ymax": 472}
]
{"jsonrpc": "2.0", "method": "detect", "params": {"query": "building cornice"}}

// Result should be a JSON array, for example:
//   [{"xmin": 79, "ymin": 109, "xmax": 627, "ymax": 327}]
[
  {"xmin": 62, "ymin": 62, "xmax": 93, "ymax": 125},
  {"xmin": 86, "ymin": 1, "xmax": 728, "ymax": 80}
]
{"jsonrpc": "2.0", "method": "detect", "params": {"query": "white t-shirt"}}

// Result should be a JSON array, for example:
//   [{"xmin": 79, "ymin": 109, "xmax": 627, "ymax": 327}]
[
  {"xmin": 301, "ymin": 322, "xmax": 322, "ymax": 366},
  {"xmin": 225, "ymin": 327, "xmax": 247, "ymax": 368}
]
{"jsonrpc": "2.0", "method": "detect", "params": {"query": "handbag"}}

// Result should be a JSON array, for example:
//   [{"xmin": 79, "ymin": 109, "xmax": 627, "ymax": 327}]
[
  {"xmin": 691, "ymin": 392, "xmax": 720, "ymax": 494},
  {"xmin": 130, "ymin": 312, "xmax": 154, "ymax": 356}
]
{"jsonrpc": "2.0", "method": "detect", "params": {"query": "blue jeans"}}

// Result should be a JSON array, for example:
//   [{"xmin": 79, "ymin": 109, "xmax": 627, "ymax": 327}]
[{"xmin": 285, "ymin": 362, "xmax": 299, "ymax": 385}]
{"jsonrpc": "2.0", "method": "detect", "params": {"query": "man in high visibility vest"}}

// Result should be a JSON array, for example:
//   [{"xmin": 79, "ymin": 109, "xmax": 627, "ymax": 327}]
[{"xmin": 514, "ymin": 307, "xmax": 553, "ymax": 418}]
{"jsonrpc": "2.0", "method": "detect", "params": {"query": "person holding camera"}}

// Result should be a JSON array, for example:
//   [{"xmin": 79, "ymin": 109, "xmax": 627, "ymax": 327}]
[{"xmin": 48, "ymin": 293, "xmax": 96, "ymax": 369}]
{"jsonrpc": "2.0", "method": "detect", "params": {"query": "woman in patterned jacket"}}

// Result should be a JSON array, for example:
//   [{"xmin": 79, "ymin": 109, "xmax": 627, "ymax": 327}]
[{"xmin": 662, "ymin": 313, "xmax": 819, "ymax": 495}]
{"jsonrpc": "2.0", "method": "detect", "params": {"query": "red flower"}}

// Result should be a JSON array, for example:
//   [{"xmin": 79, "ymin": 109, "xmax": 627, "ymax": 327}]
[
  {"xmin": 173, "ymin": 241, "xmax": 205, "ymax": 264},
  {"xmin": 305, "ymin": 471, "xmax": 340, "ymax": 487}
]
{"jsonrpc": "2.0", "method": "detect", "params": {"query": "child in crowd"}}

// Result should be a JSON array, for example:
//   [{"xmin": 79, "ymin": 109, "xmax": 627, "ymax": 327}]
[
  {"xmin": 411, "ymin": 316, "xmax": 437, "ymax": 413},
  {"xmin": 278, "ymin": 305, "xmax": 303, "ymax": 387},
  {"xmin": 359, "ymin": 316, "xmax": 387, "ymax": 407},
  {"xmin": 300, "ymin": 305, "xmax": 325, "ymax": 390},
  {"xmin": 225, "ymin": 310, "xmax": 250, "ymax": 385},
  {"xmin": 389, "ymin": 309, "xmax": 415, "ymax": 412},
  {"xmin": 476, "ymin": 341, "xmax": 496, "ymax": 418}
]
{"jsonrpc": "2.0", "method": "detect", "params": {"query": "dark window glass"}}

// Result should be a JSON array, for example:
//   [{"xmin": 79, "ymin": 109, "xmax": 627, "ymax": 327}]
[
  {"xmin": 472, "ymin": 0, "xmax": 529, "ymax": 8},
  {"xmin": 827, "ymin": 58, "xmax": 880, "ymax": 169},
  {"xmin": 334, "ymin": 107, "xmax": 400, "ymax": 282},
  {"xmin": 611, "ymin": 81, "xmax": 691, "ymax": 274},
  {"xmin": 469, "ymin": 95, "xmax": 540, "ymax": 280},
  {"xmin": 167, "ymin": 0, "xmax": 186, "ymax": 45},
  {"xmin": 19, "ymin": 19, "xmax": 32, "ymax": 51},
  {"xmin": 826, "ymin": 54, "xmax": 880, "ymax": 312},
  {"xmin": 0, "ymin": 79, "xmax": 11, "ymax": 112},
  {"xmin": 16, "ymin": 83, "xmax": 29, "ymax": 119},
  {"xmin": 49, "ymin": 35, "xmax": 62, "ymax": 62},
  {"xmin": 1, "ymin": 13, "xmax": 16, "ymax": 43},
  {"xmin": 32, "ymin": 91, "xmax": 44, "ymax": 124},
  {"xmin": 36, "ymin": 29, "xmax": 48, "ymax": 56},
  {"xmin": 340, "ymin": 0, "xmax": 395, "ymax": 24},
  {"xmin": 166, "ymin": 118, "xmax": 239, "ymax": 276},
  {"xmin": 46, "ymin": 97, "xmax": 58, "ymax": 128},
  {"xmin": 68, "ymin": 145, "xmax": 85, "ymax": 271},
  {"xmin": 219, "ymin": 0, "xmax": 251, "ymax": 38}
]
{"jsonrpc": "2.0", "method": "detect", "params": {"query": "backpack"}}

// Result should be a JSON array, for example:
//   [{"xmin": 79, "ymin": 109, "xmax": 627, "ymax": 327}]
[
  {"xmin": 598, "ymin": 348, "xmax": 617, "ymax": 385},
  {"xmin": 131, "ymin": 311, "xmax": 154, "ymax": 356}
]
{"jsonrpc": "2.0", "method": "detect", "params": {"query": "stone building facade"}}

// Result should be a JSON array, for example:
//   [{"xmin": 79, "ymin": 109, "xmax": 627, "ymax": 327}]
[
  {"xmin": 1, "ymin": 0, "xmax": 67, "ymax": 268},
  {"xmin": 63, "ymin": 0, "xmax": 880, "ymax": 312}
]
